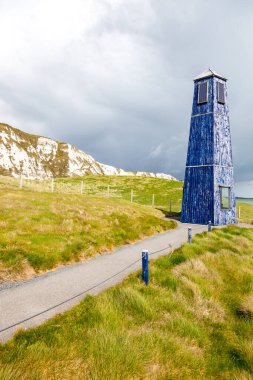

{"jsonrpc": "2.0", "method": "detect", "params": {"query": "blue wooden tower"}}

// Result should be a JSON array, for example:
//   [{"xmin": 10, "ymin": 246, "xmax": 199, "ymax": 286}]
[{"xmin": 181, "ymin": 69, "xmax": 237, "ymax": 225}]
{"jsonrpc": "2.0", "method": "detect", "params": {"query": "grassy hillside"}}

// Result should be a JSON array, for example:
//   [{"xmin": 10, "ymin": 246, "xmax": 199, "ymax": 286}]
[
  {"xmin": 1, "ymin": 175, "xmax": 252, "ymax": 224},
  {"xmin": 237, "ymin": 201, "xmax": 253, "ymax": 224},
  {"xmin": 53, "ymin": 176, "xmax": 183, "ymax": 212},
  {"xmin": 0, "ymin": 175, "xmax": 183, "ymax": 214},
  {"xmin": 0, "ymin": 188, "xmax": 176, "ymax": 283},
  {"xmin": 0, "ymin": 174, "xmax": 252, "ymax": 282},
  {"xmin": 0, "ymin": 226, "xmax": 252, "ymax": 379}
]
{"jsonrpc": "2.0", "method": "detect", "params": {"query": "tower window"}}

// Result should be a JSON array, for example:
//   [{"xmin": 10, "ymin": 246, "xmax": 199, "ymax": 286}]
[
  {"xmin": 197, "ymin": 82, "xmax": 208, "ymax": 104},
  {"xmin": 220, "ymin": 186, "xmax": 231, "ymax": 209},
  {"xmin": 217, "ymin": 82, "xmax": 225, "ymax": 104}
]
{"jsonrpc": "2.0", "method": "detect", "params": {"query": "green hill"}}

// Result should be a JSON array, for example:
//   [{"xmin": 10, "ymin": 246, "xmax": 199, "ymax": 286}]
[
  {"xmin": 237, "ymin": 201, "xmax": 253, "ymax": 225},
  {"xmin": 0, "ymin": 178, "xmax": 177, "ymax": 283},
  {"xmin": 0, "ymin": 226, "xmax": 252, "ymax": 379},
  {"xmin": 0, "ymin": 175, "xmax": 183, "ymax": 213},
  {"xmin": 0, "ymin": 174, "xmax": 252, "ymax": 284},
  {"xmin": 1, "ymin": 173, "xmax": 252, "ymax": 221}
]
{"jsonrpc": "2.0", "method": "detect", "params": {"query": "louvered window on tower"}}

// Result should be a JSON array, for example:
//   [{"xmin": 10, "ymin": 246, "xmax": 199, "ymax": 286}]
[
  {"xmin": 217, "ymin": 82, "xmax": 225, "ymax": 104},
  {"xmin": 197, "ymin": 82, "xmax": 208, "ymax": 104}
]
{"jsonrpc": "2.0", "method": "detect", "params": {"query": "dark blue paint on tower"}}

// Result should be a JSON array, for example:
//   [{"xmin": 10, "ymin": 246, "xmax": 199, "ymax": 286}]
[{"xmin": 181, "ymin": 69, "xmax": 237, "ymax": 225}]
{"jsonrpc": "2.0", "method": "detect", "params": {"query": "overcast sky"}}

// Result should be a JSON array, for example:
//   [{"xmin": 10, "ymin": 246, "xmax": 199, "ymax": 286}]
[{"xmin": 0, "ymin": 0, "xmax": 252, "ymax": 196}]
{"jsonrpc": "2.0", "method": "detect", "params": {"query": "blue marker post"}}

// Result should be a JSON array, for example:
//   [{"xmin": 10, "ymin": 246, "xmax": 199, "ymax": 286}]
[{"xmin": 142, "ymin": 250, "xmax": 149, "ymax": 286}]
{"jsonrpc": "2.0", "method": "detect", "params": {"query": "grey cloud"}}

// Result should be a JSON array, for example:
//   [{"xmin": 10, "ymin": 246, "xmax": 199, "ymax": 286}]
[{"xmin": 0, "ymin": 0, "xmax": 252, "ymax": 195}]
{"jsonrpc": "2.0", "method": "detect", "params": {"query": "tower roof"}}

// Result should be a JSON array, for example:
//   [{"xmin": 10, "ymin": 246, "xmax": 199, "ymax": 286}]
[{"xmin": 194, "ymin": 69, "xmax": 227, "ymax": 81}]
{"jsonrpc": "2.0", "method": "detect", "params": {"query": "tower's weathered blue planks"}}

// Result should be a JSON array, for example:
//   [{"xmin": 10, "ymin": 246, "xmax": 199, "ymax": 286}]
[{"xmin": 181, "ymin": 69, "xmax": 237, "ymax": 225}]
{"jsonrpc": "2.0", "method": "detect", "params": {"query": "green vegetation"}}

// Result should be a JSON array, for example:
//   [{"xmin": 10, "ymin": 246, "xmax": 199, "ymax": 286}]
[
  {"xmin": 0, "ymin": 226, "xmax": 252, "ymax": 379},
  {"xmin": 237, "ymin": 201, "xmax": 253, "ymax": 224},
  {"xmin": 0, "ymin": 174, "xmax": 252, "ymax": 282},
  {"xmin": 0, "ymin": 175, "xmax": 183, "ymax": 214},
  {"xmin": 0, "ymin": 187, "xmax": 176, "ymax": 282},
  {"xmin": 54, "ymin": 176, "xmax": 183, "ymax": 213},
  {"xmin": 2, "ymin": 174, "xmax": 252, "ymax": 223}
]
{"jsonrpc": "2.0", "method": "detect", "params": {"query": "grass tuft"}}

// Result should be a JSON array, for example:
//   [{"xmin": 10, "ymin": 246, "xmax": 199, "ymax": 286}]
[{"xmin": 0, "ymin": 226, "xmax": 253, "ymax": 379}]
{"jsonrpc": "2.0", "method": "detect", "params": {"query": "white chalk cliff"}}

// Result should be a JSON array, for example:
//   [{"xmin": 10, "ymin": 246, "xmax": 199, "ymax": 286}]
[{"xmin": 0, "ymin": 123, "xmax": 176, "ymax": 180}]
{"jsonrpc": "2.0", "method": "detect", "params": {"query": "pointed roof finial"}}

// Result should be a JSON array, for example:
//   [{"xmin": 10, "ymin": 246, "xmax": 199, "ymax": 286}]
[{"xmin": 194, "ymin": 69, "xmax": 227, "ymax": 81}]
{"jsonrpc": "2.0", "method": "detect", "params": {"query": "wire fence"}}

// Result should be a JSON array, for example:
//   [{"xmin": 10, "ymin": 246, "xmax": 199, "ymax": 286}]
[
  {"xmin": 0, "ymin": 244, "xmax": 173, "ymax": 334},
  {"xmin": 0, "ymin": 175, "xmax": 182, "ymax": 212}
]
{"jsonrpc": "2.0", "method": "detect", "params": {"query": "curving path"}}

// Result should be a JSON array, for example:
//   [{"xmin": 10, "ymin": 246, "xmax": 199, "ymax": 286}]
[{"xmin": 0, "ymin": 222, "xmax": 207, "ymax": 342}]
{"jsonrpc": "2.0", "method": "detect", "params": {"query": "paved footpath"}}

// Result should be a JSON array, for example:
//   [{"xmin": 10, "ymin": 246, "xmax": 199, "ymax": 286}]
[{"xmin": 0, "ymin": 222, "xmax": 207, "ymax": 342}]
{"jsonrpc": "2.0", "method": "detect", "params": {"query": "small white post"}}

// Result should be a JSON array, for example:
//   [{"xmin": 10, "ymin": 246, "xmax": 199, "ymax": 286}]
[
  {"xmin": 51, "ymin": 177, "xmax": 54, "ymax": 193},
  {"xmin": 152, "ymin": 194, "xmax": 155, "ymax": 208},
  {"xmin": 107, "ymin": 184, "xmax": 110, "ymax": 197},
  {"xmin": 19, "ymin": 174, "xmax": 23, "ymax": 189},
  {"xmin": 81, "ymin": 181, "xmax": 83, "ymax": 194},
  {"xmin": 238, "ymin": 206, "xmax": 241, "ymax": 219},
  {"xmin": 131, "ymin": 189, "xmax": 133, "ymax": 203}
]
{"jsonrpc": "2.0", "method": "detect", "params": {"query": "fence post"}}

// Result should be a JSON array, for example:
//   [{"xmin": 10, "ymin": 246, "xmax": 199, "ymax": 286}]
[
  {"xmin": 131, "ymin": 189, "xmax": 133, "ymax": 203},
  {"xmin": 152, "ymin": 194, "xmax": 155, "ymax": 208},
  {"xmin": 81, "ymin": 181, "xmax": 83, "ymax": 194},
  {"xmin": 169, "ymin": 198, "xmax": 172, "ymax": 216},
  {"xmin": 51, "ymin": 177, "xmax": 54, "ymax": 193},
  {"xmin": 238, "ymin": 206, "xmax": 241, "ymax": 219},
  {"xmin": 188, "ymin": 227, "xmax": 192, "ymax": 243},
  {"xmin": 142, "ymin": 250, "xmax": 149, "ymax": 285},
  {"xmin": 19, "ymin": 174, "xmax": 23, "ymax": 189},
  {"xmin": 208, "ymin": 221, "xmax": 212, "ymax": 232}
]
